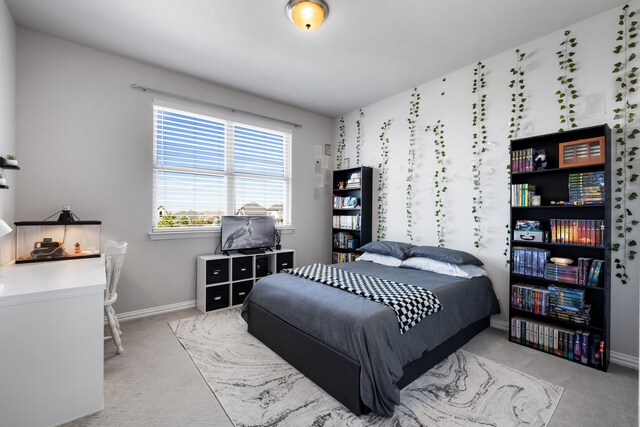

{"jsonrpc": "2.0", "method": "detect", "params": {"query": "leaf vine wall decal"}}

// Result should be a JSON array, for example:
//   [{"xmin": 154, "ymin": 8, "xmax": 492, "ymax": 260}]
[
  {"xmin": 355, "ymin": 109, "xmax": 364, "ymax": 166},
  {"xmin": 406, "ymin": 88, "xmax": 421, "ymax": 242},
  {"xmin": 426, "ymin": 120, "xmax": 447, "ymax": 247},
  {"xmin": 336, "ymin": 116, "xmax": 345, "ymax": 169},
  {"xmin": 612, "ymin": 4, "xmax": 639, "ymax": 285},
  {"xmin": 377, "ymin": 119, "xmax": 392, "ymax": 239},
  {"xmin": 471, "ymin": 61, "xmax": 488, "ymax": 249},
  {"xmin": 556, "ymin": 30, "xmax": 579, "ymax": 132}
]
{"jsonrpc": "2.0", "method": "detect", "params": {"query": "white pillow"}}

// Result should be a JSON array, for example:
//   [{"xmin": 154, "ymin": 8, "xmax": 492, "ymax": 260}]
[
  {"xmin": 356, "ymin": 252, "xmax": 402, "ymax": 267},
  {"xmin": 401, "ymin": 256, "xmax": 487, "ymax": 278}
]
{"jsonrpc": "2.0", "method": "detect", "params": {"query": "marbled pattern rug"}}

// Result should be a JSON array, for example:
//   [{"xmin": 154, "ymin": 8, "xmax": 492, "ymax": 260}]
[{"xmin": 170, "ymin": 308, "xmax": 563, "ymax": 427}]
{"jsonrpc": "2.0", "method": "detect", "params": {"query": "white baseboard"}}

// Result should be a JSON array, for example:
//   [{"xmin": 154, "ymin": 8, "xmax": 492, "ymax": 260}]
[
  {"xmin": 610, "ymin": 350, "xmax": 639, "ymax": 370},
  {"xmin": 490, "ymin": 318, "xmax": 509, "ymax": 331},
  {"xmin": 105, "ymin": 300, "xmax": 197, "ymax": 323},
  {"xmin": 490, "ymin": 317, "xmax": 638, "ymax": 370}
]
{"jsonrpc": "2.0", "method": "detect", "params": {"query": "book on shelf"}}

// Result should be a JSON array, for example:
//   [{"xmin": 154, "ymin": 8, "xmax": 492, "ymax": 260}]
[
  {"xmin": 577, "ymin": 258, "xmax": 592, "ymax": 286},
  {"xmin": 586, "ymin": 260, "xmax": 604, "ymax": 287},
  {"xmin": 511, "ymin": 148, "xmax": 536, "ymax": 173},
  {"xmin": 549, "ymin": 219, "xmax": 604, "ymax": 246},
  {"xmin": 511, "ymin": 184, "xmax": 537, "ymax": 207},
  {"xmin": 545, "ymin": 263, "xmax": 579, "ymax": 284},
  {"xmin": 332, "ymin": 215, "xmax": 361, "ymax": 229},
  {"xmin": 511, "ymin": 247, "xmax": 549, "ymax": 277},
  {"xmin": 568, "ymin": 171, "xmax": 605, "ymax": 205},
  {"xmin": 511, "ymin": 283, "xmax": 592, "ymax": 325},
  {"xmin": 511, "ymin": 284, "xmax": 550, "ymax": 315},
  {"xmin": 510, "ymin": 317, "xmax": 604, "ymax": 367},
  {"xmin": 547, "ymin": 284, "xmax": 591, "ymax": 325},
  {"xmin": 333, "ymin": 195, "xmax": 359, "ymax": 209},
  {"xmin": 332, "ymin": 252, "xmax": 358, "ymax": 263},
  {"xmin": 333, "ymin": 232, "xmax": 358, "ymax": 250},
  {"xmin": 345, "ymin": 172, "xmax": 362, "ymax": 188}
]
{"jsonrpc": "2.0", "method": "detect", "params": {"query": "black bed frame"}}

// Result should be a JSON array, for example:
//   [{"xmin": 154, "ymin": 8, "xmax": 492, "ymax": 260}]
[{"xmin": 246, "ymin": 301, "xmax": 490, "ymax": 415}]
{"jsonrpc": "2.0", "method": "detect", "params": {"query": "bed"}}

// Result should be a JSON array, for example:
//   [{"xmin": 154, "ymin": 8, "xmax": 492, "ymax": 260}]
[{"xmin": 240, "ymin": 259, "xmax": 500, "ymax": 417}]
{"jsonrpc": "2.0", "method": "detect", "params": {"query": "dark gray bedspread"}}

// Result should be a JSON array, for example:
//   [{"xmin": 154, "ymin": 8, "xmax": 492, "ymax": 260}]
[{"xmin": 240, "ymin": 261, "xmax": 500, "ymax": 416}]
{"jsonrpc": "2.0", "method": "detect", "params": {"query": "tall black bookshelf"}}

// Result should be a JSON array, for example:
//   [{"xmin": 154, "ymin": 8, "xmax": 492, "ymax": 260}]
[
  {"xmin": 509, "ymin": 124, "xmax": 611, "ymax": 372},
  {"xmin": 332, "ymin": 166, "xmax": 373, "ymax": 263}
]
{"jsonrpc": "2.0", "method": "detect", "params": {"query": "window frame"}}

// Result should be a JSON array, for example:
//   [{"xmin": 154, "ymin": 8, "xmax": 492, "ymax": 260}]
[{"xmin": 150, "ymin": 102, "xmax": 293, "ymax": 238}]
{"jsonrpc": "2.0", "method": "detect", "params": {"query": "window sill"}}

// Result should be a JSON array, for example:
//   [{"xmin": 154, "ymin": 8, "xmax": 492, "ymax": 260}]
[{"xmin": 148, "ymin": 226, "xmax": 295, "ymax": 241}]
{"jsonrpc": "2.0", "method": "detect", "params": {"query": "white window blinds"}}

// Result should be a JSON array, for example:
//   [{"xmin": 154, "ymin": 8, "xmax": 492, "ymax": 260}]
[{"xmin": 153, "ymin": 105, "xmax": 291, "ymax": 231}]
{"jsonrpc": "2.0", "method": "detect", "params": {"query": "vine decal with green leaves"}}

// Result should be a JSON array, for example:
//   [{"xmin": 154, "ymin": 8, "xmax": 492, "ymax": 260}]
[
  {"xmin": 377, "ymin": 119, "xmax": 392, "ymax": 239},
  {"xmin": 612, "ymin": 4, "xmax": 639, "ymax": 285},
  {"xmin": 508, "ymin": 49, "xmax": 527, "ymax": 140},
  {"xmin": 471, "ymin": 61, "xmax": 488, "ymax": 249},
  {"xmin": 355, "ymin": 109, "xmax": 364, "ymax": 166},
  {"xmin": 336, "ymin": 116, "xmax": 346, "ymax": 169},
  {"xmin": 556, "ymin": 30, "xmax": 579, "ymax": 132},
  {"xmin": 426, "ymin": 120, "xmax": 447, "ymax": 247},
  {"xmin": 406, "ymin": 88, "xmax": 421, "ymax": 242},
  {"xmin": 505, "ymin": 49, "xmax": 528, "ymax": 258}
]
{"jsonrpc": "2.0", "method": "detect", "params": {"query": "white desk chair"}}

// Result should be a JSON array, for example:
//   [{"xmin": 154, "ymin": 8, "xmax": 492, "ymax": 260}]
[{"xmin": 104, "ymin": 241, "xmax": 127, "ymax": 354}]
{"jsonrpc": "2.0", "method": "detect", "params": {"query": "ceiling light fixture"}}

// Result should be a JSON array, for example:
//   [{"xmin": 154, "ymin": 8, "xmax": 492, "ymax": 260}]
[{"xmin": 286, "ymin": 0, "xmax": 329, "ymax": 32}]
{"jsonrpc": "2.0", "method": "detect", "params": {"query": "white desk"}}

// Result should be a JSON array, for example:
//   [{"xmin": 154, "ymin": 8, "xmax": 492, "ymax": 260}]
[{"xmin": 0, "ymin": 257, "xmax": 106, "ymax": 426}]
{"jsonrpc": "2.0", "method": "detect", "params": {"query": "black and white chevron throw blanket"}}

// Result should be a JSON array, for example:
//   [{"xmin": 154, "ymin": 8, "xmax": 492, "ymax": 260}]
[{"xmin": 283, "ymin": 263, "xmax": 443, "ymax": 334}]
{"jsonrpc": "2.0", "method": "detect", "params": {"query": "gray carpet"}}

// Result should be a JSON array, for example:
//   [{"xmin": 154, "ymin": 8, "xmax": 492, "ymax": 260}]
[
  {"xmin": 170, "ymin": 307, "xmax": 563, "ymax": 427},
  {"xmin": 66, "ymin": 307, "xmax": 638, "ymax": 427}
]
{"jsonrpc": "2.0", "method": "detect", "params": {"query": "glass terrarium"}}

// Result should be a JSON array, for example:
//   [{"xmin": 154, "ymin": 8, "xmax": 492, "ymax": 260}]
[{"xmin": 14, "ymin": 220, "xmax": 102, "ymax": 264}]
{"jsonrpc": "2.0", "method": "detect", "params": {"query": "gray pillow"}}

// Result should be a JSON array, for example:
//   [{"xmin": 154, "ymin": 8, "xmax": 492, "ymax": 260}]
[
  {"xmin": 358, "ymin": 240, "xmax": 414, "ymax": 260},
  {"xmin": 406, "ymin": 245, "xmax": 483, "ymax": 266}
]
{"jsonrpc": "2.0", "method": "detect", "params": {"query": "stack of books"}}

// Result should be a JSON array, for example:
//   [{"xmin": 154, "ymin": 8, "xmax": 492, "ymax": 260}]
[
  {"xmin": 511, "ymin": 148, "xmax": 536, "ymax": 173},
  {"xmin": 332, "ymin": 252, "xmax": 358, "ymax": 263},
  {"xmin": 568, "ymin": 171, "xmax": 605, "ymax": 205},
  {"xmin": 346, "ymin": 172, "xmax": 361, "ymax": 189},
  {"xmin": 511, "ymin": 284, "xmax": 550, "ymax": 315},
  {"xmin": 511, "ymin": 247, "xmax": 549, "ymax": 277},
  {"xmin": 510, "ymin": 317, "xmax": 605, "ymax": 367},
  {"xmin": 545, "ymin": 263, "xmax": 579, "ymax": 284},
  {"xmin": 548, "ymin": 285, "xmax": 591, "ymax": 325},
  {"xmin": 332, "ymin": 215, "xmax": 361, "ymax": 229},
  {"xmin": 549, "ymin": 219, "xmax": 605, "ymax": 246},
  {"xmin": 333, "ymin": 232, "xmax": 358, "ymax": 250},
  {"xmin": 511, "ymin": 184, "xmax": 537, "ymax": 206}
]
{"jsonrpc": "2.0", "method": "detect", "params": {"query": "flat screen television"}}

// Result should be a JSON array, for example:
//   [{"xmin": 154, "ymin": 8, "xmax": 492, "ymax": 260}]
[{"xmin": 220, "ymin": 215, "xmax": 275, "ymax": 253}]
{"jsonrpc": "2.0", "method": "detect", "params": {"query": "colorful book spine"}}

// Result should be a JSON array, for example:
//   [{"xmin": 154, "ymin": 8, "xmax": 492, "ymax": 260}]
[
  {"xmin": 511, "ymin": 284, "xmax": 550, "ymax": 315},
  {"xmin": 586, "ymin": 260, "xmax": 604, "ymax": 287},
  {"xmin": 549, "ymin": 219, "xmax": 604, "ymax": 246},
  {"xmin": 568, "ymin": 171, "xmax": 605, "ymax": 205},
  {"xmin": 545, "ymin": 263, "xmax": 579, "ymax": 284},
  {"xmin": 331, "ymin": 252, "xmax": 358, "ymax": 263},
  {"xmin": 511, "ymin": 317, "xmax": 595, "ymax": 365},
  {"xmin": 332, "ymin": 215, "xmax": 361, "ymax": 229},
  {"xmin": 511, "ymin": 148, "xmax": 536, "ymax": 173}
]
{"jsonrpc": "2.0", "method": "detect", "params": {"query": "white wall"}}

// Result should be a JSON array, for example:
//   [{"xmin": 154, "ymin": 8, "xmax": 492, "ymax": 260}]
[
  {"xmin": 335, "ymin": 4, "xmax": 639, "ymax": 358},
  {"xmin": 15, "ymin": 29, "xmax": 333, "ymax": 313},
  {"xmin": 0, "ymin": 0, "xmax": 15, "ymax": 265}
]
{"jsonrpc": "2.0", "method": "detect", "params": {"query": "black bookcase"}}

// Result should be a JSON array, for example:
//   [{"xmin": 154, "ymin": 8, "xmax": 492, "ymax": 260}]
[
  {"xmin": 331, "ymin": 166, "xmax": 373, "ymax": 263},
  {"xmin": 509, "ymin": 124, "xmax": 611, "ymax": 372}
]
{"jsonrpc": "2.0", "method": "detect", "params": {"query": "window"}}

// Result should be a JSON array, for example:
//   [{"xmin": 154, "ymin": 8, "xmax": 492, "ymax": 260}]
[{"xmin": 153, "ymin": 105, "xmax": 291, "ymax": 231}]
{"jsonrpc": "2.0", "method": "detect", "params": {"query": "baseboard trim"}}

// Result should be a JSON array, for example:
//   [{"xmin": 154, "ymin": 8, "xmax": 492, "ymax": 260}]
[
  {"xmin": 490, "ymin": 318, "xmax": 509, "ymax": 331},
  {"xmin": 105, "ymin": 300, "xmax": 197, "ymax": 323},
  {"xmin": 490, "ymin": 317, "xmax": 638, "ymax": 370},
  {"xmin": 610, "ymin": 350, "xmax": 639, "ymax": 370}
]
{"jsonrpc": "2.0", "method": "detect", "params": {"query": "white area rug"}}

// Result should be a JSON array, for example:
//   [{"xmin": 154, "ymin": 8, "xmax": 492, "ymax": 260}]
[{"xmin": 170, "ymin": 308, "xmax": 563, "ymax": 427}]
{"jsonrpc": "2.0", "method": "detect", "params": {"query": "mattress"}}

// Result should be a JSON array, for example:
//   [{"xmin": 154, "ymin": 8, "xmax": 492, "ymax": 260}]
[{"xmin": 241, "ymin": 261, "xmax": 500, "ymax": 416}]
